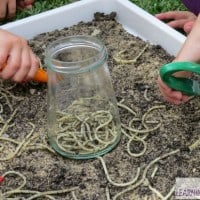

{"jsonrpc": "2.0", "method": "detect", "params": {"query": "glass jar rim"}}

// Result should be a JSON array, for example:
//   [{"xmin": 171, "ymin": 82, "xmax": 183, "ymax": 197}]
[{"xmin": 45, "ymin": 35, "xmax": 107, "ymax": 74}]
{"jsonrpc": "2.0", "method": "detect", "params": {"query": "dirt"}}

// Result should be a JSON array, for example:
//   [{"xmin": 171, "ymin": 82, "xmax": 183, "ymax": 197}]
[{"xmin": 1, "ymin": 12, "xmax": 200, "ymax": 200}]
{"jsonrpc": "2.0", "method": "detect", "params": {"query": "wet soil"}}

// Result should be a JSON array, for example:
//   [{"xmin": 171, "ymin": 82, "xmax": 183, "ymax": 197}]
[{"xmin": 0, "ymin": 12, "xmax": 200, "ymax": 200}]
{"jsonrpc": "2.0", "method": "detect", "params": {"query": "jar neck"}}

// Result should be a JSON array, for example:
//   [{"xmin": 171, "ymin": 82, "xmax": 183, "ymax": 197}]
[{"xmin": 45, "ymin": 35, "xmax": 107, "ymax": 74}]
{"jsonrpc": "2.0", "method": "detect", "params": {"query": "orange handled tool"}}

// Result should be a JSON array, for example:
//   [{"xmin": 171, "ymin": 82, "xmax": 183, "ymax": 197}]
[{"xmin": 32, "ymin": 67, "xmax": 48, "ymax": 82}]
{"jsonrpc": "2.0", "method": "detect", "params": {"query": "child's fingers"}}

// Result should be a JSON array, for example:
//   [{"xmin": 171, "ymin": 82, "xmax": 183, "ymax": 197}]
[
  {"xmin": 183, "ymin": 21, "xmax": 195, "ymax": 34},
  {"xmin": 0, "ymin": 1, "xmax": 8, "ymax": 20},
  {"xmin": 155, "ymin": 11, "xmax": 186, "ymax": 21},
  {"xmin": 159, "ymin": 87, "xmax": 184, "ymax": 105},
  {"xmin": 0, "ymin": 1, "xmax": 19, "ymax": 20},
  {"xmin": 155, "ymin": 12, "xmax": 177, "ymax": 20},
  {"xmin": 155, "ymin": 11, "xmax": 195, "ymax": 21},
  {"xmin": 162, "ymin": 95, "xmax": 182, "ymax": 105},
  {"xmin": 0, "ymin": 53, "xmax": 10, "ymax": 71},
  {"xmin": 0, "ymin": 46, "xmax": 21, "ymax": 80},
  {"xmin": 166, "ymin": 19, "xmax": 188, "ymax": 29},
  {"xmin": 157, "ymin": 77, "xmax": 185, "ymax": 104},
  {"xmin": 157, "ymin": 77, "xmax": 172, "ymax": 92},
  {"xmin": 7, "ymin": 0, "xmax": 17, "ymax": 19},
  {"xmin": 24, "ymin": 52, "xmax": 38, "ymax": 81},
  {"xmin": 24, "ymin": 0, "xmax": 34, "ymax": 6},
  {"xmin": 17, "ymin": 0, "xmax": 25, "ymax": 9},
  {"xmin": 159, "ymin": 85, "xmax": 181, "ymax": 101},
  {"xmin": 17, "ymin": 0, "xmax": 34, "ymax": 9},
  {"xmin": 11, "ymin": 48, "xmax": 31, "ymax": 82},
  {"xmin": 164, "ymin": 92, "xmax": 189, "ymax": 105}
]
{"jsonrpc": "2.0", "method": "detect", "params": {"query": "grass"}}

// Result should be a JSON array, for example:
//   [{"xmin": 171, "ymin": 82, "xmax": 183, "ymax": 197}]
[
  {"xmin": 130, "ymin": 0, "xmax": 186, "ymax": 14},
  {"xmin": 15, "ymin": 0, "xmax": 77, "ymax": 20},
  {"xmin": 1, "ymin": 0, "xmax": 76, "ymax": 24},
  {"xmin": 2, "ymin": 0, "xmax": 186, "ymax": 25}
]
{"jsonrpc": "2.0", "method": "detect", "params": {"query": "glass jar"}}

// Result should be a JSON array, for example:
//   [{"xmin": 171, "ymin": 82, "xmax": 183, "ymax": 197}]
[{"xmin": 45, "ymin": 35, "xmax": 121, "ymax": 159}]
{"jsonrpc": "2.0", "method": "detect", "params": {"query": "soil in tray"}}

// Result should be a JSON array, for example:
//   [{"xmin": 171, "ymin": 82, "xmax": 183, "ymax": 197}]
[{"xmin": 0, "ymin": 12, "xmax": 200, "ymax": 200}]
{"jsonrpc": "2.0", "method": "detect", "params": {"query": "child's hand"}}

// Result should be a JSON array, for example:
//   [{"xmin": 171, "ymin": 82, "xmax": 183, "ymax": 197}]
[
  {"xmin": 0, "ymin": 0, "xmax": 18, "ymax": 20},
  {"xmin": 0, "ymin": 0, "xmax": 34, "ymax": 21},
  {"xmin": 157, "ymin": 71, "xmax": 191, "ymax": 105},
  {"xmin": 155, "ymin": 11, "xmax": 196, "ymax": 34},
  {"xmin": 157, "ymin": 14, "xmax": 200, "ymax": 105},
  {"xmin": 0, "ymin": 29, "xmax": 39, "ymax": 83}
]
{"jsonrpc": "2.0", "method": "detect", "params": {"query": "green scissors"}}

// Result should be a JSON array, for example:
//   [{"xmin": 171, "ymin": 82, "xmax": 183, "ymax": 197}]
[{"xmin": 160, "ymin": 61, "xmax": 200, "ymax": 96}]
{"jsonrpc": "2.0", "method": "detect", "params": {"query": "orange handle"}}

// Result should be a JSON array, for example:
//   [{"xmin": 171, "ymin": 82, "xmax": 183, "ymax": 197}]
[{"xmin": 32, "ymin": 67, "xmax": 48, "ymax": 82}]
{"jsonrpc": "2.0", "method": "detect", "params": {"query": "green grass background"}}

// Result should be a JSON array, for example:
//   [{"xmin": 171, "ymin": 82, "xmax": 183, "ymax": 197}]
[
  {"xmin": 131, "ymin": 0, "xmax": 186, "ymax": 14},
  {"xmin": 3, "ymin": 0, "xmax": 187, "ymax": 24}
]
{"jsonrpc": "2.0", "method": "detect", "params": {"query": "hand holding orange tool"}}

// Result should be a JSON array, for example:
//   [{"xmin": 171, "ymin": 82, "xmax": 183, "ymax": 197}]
[{"xmin": 1, "ymin": 63, "xmax": 48, "ymax": 83}]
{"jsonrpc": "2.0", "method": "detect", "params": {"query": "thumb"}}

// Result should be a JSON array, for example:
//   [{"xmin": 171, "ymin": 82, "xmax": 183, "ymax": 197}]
[{"xmin": 184, "ymin": 21, "xmax": 195, "ymax": 35}]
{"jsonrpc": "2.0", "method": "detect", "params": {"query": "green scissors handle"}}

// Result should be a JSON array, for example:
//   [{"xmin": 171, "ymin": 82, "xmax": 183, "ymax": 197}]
[{"xmin": 160, "ymin": 61, "xmax": 200, "ymax": 96}]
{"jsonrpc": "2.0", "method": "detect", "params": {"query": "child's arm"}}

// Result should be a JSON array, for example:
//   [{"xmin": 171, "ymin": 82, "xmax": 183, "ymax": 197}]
[
  {"xmin": 0, "ymin": 29, "xmax": 39, "ymax": 83},
  {"xmin": 157, "ymin": 14, "xmax": 200, "ymax": 104},
  {"xmin": 175, "ymin": 14, "xmax": 200, "ymax": 62}
]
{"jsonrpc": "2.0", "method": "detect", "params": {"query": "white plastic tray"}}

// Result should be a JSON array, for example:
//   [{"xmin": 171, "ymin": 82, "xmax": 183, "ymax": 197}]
[{"xmin": 1, "ymin": 0, "xmax": 186, "ymax": 56}]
